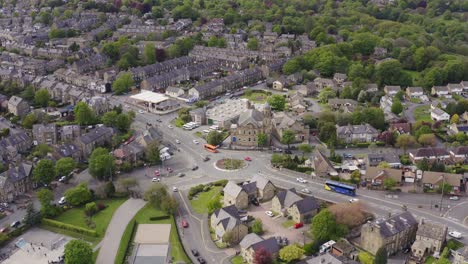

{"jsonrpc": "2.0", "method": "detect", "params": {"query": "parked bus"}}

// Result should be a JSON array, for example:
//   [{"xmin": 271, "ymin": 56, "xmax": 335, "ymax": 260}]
[
  {"xmin": 204, "ymin": 144, "xmax": 218, "ymax": 153},
  {"xmin": 324, "ymin": 180, "xmax": 356, "ymax": 196}
]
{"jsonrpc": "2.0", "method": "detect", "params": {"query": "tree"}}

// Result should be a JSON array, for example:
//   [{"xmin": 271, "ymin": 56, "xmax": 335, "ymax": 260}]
[
  {"xmin": 254, "ymin": 246, "xmax": 273, "ymax": 264},
  {"xmin": 55, "ymin": 157, "xmax": 76, "ymax": 177},
  {"xmin": 144, "ymin": 183, "xmax": 168, "ymax": 209},
  {"xmin": 206, "ymin": 131, "xmax": 224, "ymax": 146},
  {"xmin": 450, "ymin": 114, "xmax": 459, "ymax": 124},
  {"xmin": 34, "ymin": 89, "xmax": 50, "ymax": 107},
  {"xmin": 383, "ymin": 178, "xmax": 397, "ymax": 190},
  {"xmin": 177, "ymin": 107, "xmax": 192, "ymax": 123},
  {"xmin": 37, "ymin": 188, "xmax": 58, "ymax": 217},
  {"xmin": 112, "ymin": 72, "xmax": 134, "ymax": 95},
  {"xmin": 438, "ymin": 182, "xmax": 453, "ymax": 194},
  {"xmin": 85, "ymin": 202, "xmax": 98, "ymax": 216},
  {"xmin": 281, "ymin": 130, "xmax": 296, "ymax": 150},
  {"xmin": 33, "ymin": 159, "xmax": 55, "ymax": 185},
  {"xmin": 396, "ymin": 134, "xmax": 416, "ymax": 154},
  {"xmin": 318, "ymin": 87, "xmax": 336, "ymax": 103},
  {"xmin": 417, "ymin": 158, "xmax": 430, "ymax": 171},
  {"xmin": 267, "ymin": 94, "xmax": 286, "ymax": 111},
  {"xmin": 88, "ymin": 147, "xmax": 115, "ymax": 181},
  {"xmin": 298, "ymin": 144, "xmax": 313, "ymax": 156},
  {"xmin": 222, "ymin": 230, "xmax": 235, "ymax": 244},
  {"xmin": 161, "ymin": 195, "xmax": 178, "ymax": 214},
  {"xmin": 391, "ymin": 98, "xmax": 403, "ymax": 115},
  {"xmin": 247, "ymin": 38, "xmax": 259, "ymax": 51},
  {"xmin": 24, "ymin": 203, "xmax": 41, "ymax": 227},
  {"xmin": 22, "ymin": 112, "xmax": 38, "ymax": 129},
  {"xmin": 143, "ymin": 44, "xmax": 156, "ymax": 64},
  {"xmin": 418, "ymin": 133, "xmax": 437, "ymax": 147},
  {"xmin": 350, "ymin": 170, "xmax": 361, "ymax": 184},
  {"xmin": 377, "ymin": 161, "xmax": 390, "ymax": 168},
  {"xmin": 279, "ymin": 244, "xmax": 305, "ymax": 263},
  {"xmin": 257, "ymin": 133, "xmax": 267, "ymax": 147},
  {"xmin": 117, "ymin": 177, "xmax": 138, "ymax": 193},
  {"xmin": 375, "ymin": 60, "xmax": 411, "ymax": 87},
  {"xmin": 145, "ymin": 141, "xmax": 161, "ymax": 165},
  {"xmin": 64, "ymin": 239, "xmax": 93, "ymax": 264},
  {"xmin": 252, "ymin": 219, "xmax": 264, "ymax": 235},
  {"xmin": 74, "ymin": 102, "xmax": 96, "ymax": 126},
  {"xmin": 64, "ymin": 183, "xmax": 93, "ymax": 206},
  {"xmin": 311, "ymin": 209, "xmax": 348, "ymax": 243},
  {"xmin": 374, "ymin": 247, "xmax": 388, "ymax": 264},
  {"xmin": 319, "ymin": 122, "xmax": 337, "ymax": 145}
]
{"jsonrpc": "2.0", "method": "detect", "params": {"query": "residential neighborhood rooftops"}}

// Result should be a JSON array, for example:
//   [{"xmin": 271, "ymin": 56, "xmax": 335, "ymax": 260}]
[
  {"xmin": 416, "ymin": 221, "xmax": 447, "ymax": 241},
  {"xmin": 368, "ymin": 211, "xmax": 417, "ymax": 238}
]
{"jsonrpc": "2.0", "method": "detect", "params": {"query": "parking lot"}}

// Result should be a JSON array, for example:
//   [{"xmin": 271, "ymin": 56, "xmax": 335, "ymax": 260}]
[{"xmin": 248, "ymin": 201, "xmax": 311, "ymax": 245}]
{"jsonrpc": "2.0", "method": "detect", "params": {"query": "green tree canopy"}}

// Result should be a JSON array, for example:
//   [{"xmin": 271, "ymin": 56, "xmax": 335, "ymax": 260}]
[
  {"xmin": 112, "ymin": 72, "xmax": 134, "ymax": 95},
  {"xmin": 33, "ymin": 159, "xmax": 55, "ymax": 185},
  {"xmin": 257, "ymin": 133, "xmax": 267, "ymax": 147},
  {"xmin": 55, "ymin": 157, "xmax": 76, "ymax": 177},
  {"xmin": 267, "ymin": 94, "xmax": 286, "ymax": 111},
  {"xmin": 298, "ymin": 144, "xmax": 313, "ymax": 156},
  {"xmin": 74, "ymin": 102, "xmax": 96, "ymax": 126},
  {"xmin": 64, "ymin": 239, "xmax": 93, "ymax": 264},
  {"xmin": 396, "ymin": 134, "xmax": 416, "ymax": 154},
  {"xmin": 247, "ymin": 38, "xmax": 259, "ymax": 50},
  {"xmin": 374, "ymin": 247, "xmax": 388, "ymax": 264},
  {"xmin": 64, "ymin": 183, "xmax": 93, "ymax": 206},
  {"xmin": 145, "ymin": 141, "xmax": 161, "ymax": 165},
  {"xmin": 34, "ymin": 89, "xmax": 51, "ymax": 107},
  {"xmin": 88, "ymin": 147, "xmax": 115, "ymax": 181},
  {"xmin": 281, "ymin": 130, "xmax": 296, "ymax": 149},
  {"xmin": 252, "ymin": 219, "xmax": 264, "ymax": 235},
  {"xmin": 391, "ymin": 98, "xmax": 403, "ymax": 115},
  {"xmin": 144, "ymin": 44, "xmax": 156, "ymax": 64},
  {"xmin": 311, "ymin": 209, "xmax": 348, "ymax": 243},
  {"xmin": 206, "ymin": 131, "xmax": 225, "ymax": 146},
  {"xmin": 279, "ymin": 244, "xmax": 305, "ymax": 263}
]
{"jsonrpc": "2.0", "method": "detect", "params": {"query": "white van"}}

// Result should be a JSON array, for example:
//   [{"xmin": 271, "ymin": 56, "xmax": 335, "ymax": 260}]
[
  {"xmin": 319, "ymin": 240, "xmax": 336, "ymax": 254},
  {"xmin": 203, "ymin": 129, "xmax": 210, "ymax": 134}
]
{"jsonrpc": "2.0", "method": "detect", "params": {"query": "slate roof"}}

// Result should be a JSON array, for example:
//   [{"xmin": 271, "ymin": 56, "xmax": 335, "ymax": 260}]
[
  {"xmin": 239, "ymin": 233, "xmax": 263, "ymax": 249},
  {"xmin": 237, "ymin": 108, "xmax": 264, "ymax": 127},
  {"xmin": 416, "ymin": 221, "xmax": 447, "ymax": 241},
  {"xmin": 410, "ymin": 147, "xmax": 449, "ymax": 158},
  {"xmin": 456, "ymin": 246, "xmax": 468, "ymax": 259},
  {"xmin": 336, "ymin": 123, "xmax": 378, "ymax": 136},
  {"xmin": 275, "ymin": 188, "xmax": 302, "ymax": 208},
  {"xmin": 451, "ymin": 146, "xmax": 468, "ymax": 155},
  {"xmin": 373, "ymin": 211, "xmax": 417, "ymax": 238},
  {"xmin": 250, "ymin": 174, "xmax": 272, "ymax": 190},
  {"xmin": 1, "ymin": 163, "xmax": 32, "ymax": 183},
  {"xmin": 8, "ymin": 96, "xmax": 26, "ymax": 107},
  {"xmin": 294, "ymin": 196, "xmax": 320, "ymax": 214},
  {"xmin": 79, "ymin": 126, "xmax": 114, "ymax": 145},
  {"xmin": 251, "ymin": 237, "xmax": 280, "ymax": 255},
  {"xmin": 407, "ymin": 86, "xmax": 423, "ymax": 93},
  {"xmin": 300, "ymin": 253, "xmax": 360, "ymax": 264},
  {"xmin": 241, "ymin": 182, "xmax": 257, "ymax": 196},
  {"xmin": 422, "ymin": 171, "xmax": 462, "ymax": 187},
  {"xmin": 212, "ymin": 205, "xmax": 242, "ymax": 236}
]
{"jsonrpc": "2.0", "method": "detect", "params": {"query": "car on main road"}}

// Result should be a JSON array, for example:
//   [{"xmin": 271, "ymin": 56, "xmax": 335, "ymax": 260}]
[
  {"xmin": 151, "ymin": 177, "xmax": 160, "ymax": 182},
  {"xmin": 191, "ymin": 249, "xmax": 199, "ymax": 256},
  {"xmin": 138, "ymin": 110, "xmax": 145, "ymax": 114},
  {"xmin": 168, "ymin": 125, "xmax": 174, "ymax": 129},
  {"xmin": 10, "ymin": 221, "xmax": 20, "ymax": 228},
  {"xmin": 349, "ymin": 198, "xmax": 359, "ymax": 203},
  {"xmin": 202, "ymin": 156, "xmax": 210, "ymax": 162},
  {"xmin": 192, "ymin": 164, "xmax": 199, "ymax": 171},
  {"xmin": 193, "ymin": 140, "xmax": 199, "ymax": 144},
  {"xmin": 58, "ymin": 176, "xmax": 67, "ymax": 183},
  {"xmin": 265, "ymin": 211, "xmax": 274, "ymax": 217},
  {"xmin": 197, "ymin": 257, "xmax": 206, "ymax": 264},
  {"xmin": 301, "ymin": 188, "xmax": 311, "ymax": 194},
  {"xmin": 175, "ymin": 139, "xmax": 181, "ymax": 144},
  {"xmin": 449, "ymin": 196, "xmax": 459, "ymax": 201},
  {"xmin": 181, "ymin": 219, "xmax": 189, "ymax": 228},
  {"xmin": 244, "ymin": 156, "xmax": 252, "ymax": 161},
  {"xmin": 296, "ymin": 178, "xmax": 307, "ymax": 183},
  {"xmin": 177, "ymin": 173, "xmax": 185, "ymax": 177},
  {"xmin": 449, "ymin": 231, "xmax": 462, "ymax": 239},
  {"xmin": 172, "ymin": 187, "xmax": 178, "ymax": 192}
]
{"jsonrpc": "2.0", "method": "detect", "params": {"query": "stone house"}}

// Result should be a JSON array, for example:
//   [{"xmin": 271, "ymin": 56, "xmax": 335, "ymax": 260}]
[
  {"xmin": 271, "ymin": 188, "xmax": 319, "ymax": 223},
  {"xmin": 450, "ymin": 146, "xmax": 468, "ymax": 164},
  {"xmin": 165, "ymin": 87, "xmax": 185, "ymax": 98},
  {"xmin": 0, "ymin": 163, "xmax": 33, "ymax": 202},
  {"xmin": 76, "ymin": 126, "xmax": 115, "ymax": 158},
  {"xmin": 447, "ymin": 123, "xmax": 468, "ymax": 136},
  {"xmin": 430, "ymin": 107, "xmax": 450, "ymax": 122},
  {"xmin": 223, "ymin": 181, "xmax": 249, "ymax": 209},
  {"xmin": 311, "ymin": 150, "xmax": 338, "ymax": 177},
  {"xmin": 32, "ymin": 123, "xmax": 58, "ymax": 145},
  {"xmin": 384, "ymin": 85, "xmax": 401, "ymax": 96},
  {"xmin": 363, "ymin": 167, "xmax": 403, "ymax": 189},
  {"xmin": 210, "ymin": 205, "xmax": 248, "ymax": 244},
  {"xmin": 336, "ymin": 124, "xmax": 379, "ymax": 144},
  {"xmin": 333, "ymin": 73, "xmax": 347, "ymax": 85},
  {"xmin": 431, "ymin": 86, "xmax": 450, "ymax": 98},
  {"xmin": 410, "ymin": 220, "xmax": 447, "ymax": 263},
  {"xmin": 8, "ymin": 96, "xmax": 30, "ymax": 117},
  {"xmin": 189, "ymin": 108, "xmax": 207, "ymax": 125},
  {"xmin": 0, "ymin": 132, "xmax": 33, "ymax": 158},
  {"xmin": 314, "ymin": 77, "xmax": 336, "ymax": 90},
  {"xmin": 240, "ymin": 233, "xmax": 280, "ymax": 264},
  {"xmin": 223, "ymin": 175, "xmax": 275, "ymax": 209},
  {"xmin": 136, "ymin": 127, "xmax": 163, "ymax": 148},
  {"xmin": 367, "ymin": 153, "xmax": 402, "ymax": 168},
  {"xmin": 300, "ymin": 253, "xmax": 360, "ymax": 264},
  {"xmin": 406, "ymin": 87, "xmax": 424, "ymax": 98},
  {"xmin": 331, "ymin": 239, "xmax": 358, "ymax": 260},
  {"xmin": 421, "ymin": 171, "xmax": 463, "ymax": 194},
  {"xmin": 52, "ymin": 143, "xmax": 82, "ymax": 162},
  {"xmin": 272, "ymin": 112, "xmax": 308, "ymax": 143},
  {"xmin": 447, "ymin": 83, "xmax": 463, "ymax": 95},
  {"xmin": 409, "ymin": 148, "xmax": 450, "ymax": 164},
  {"xmin": 360, "ymin": 211, "xmax": 418, "ymax": 255},
  {"xmin": 230, "ymin": 103, "xmax": 273, "ymax": 147},
  {"xmin": 250, "ymin": 174, "xmax": 276, "ymax": 201},
  {"xmin": 113, "ymin": 142, "xmax": 144, "ymax": 165},
  {"xmin": 328, "ymin": 99, "xmax": 358, "ymax": 112},
  {"xmin": 366, "ymin": 83, "xmax": 379, "ymax": 93},
  {"xmin": 61, "ymin": 125, "xmax": 81, "ymax": 142}
]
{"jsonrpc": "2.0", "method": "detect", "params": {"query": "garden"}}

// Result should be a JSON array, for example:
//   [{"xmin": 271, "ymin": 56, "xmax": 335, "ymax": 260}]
[
  {"xmin": 216, "ymin": 158, "xmax": 246, "ymax": 170},
  {"xmin": 241, "ymin": 89, "xmax": 271, "ymax": 103},
  {"xmin": 188, "ymin": 180, "xmax": 227, "ymax": 214},
  {"xmin": 413, "ymin": 105, "xmax": 432, "ymax": 123}
]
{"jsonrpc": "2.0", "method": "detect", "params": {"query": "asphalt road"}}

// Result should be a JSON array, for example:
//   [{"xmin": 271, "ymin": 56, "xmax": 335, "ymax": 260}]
[{"xmin": 110, "ymin": 97, "xmax": 468, "ymax": 263}]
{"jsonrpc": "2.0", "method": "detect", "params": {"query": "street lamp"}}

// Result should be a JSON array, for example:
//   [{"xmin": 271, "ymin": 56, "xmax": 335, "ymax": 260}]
[
  {"xmin": 439, "ymin": 174, "xmax": 445, "ymax": 212},
  {"xmin": 301, "ymin": 231, "xmax": 305, "ymax": 246}
]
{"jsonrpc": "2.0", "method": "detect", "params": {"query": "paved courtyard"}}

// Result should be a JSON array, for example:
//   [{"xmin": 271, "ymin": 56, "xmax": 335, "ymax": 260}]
[
  {"xmin": 248, "ymin": 202, "xmax": 311, "ymax": 245},
  {"xmin": 2, "ymin": 228, "xmax": 71, "ymax": 264}
]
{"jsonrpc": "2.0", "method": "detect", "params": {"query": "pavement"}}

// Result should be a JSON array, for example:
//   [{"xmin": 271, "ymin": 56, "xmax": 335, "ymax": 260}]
[{"xmin": 95, "ymin": 198, "xmax": 146, "ymax": 264}]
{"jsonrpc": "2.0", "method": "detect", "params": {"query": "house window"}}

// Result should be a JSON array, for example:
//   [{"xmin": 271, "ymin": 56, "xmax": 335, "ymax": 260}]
[{"xmin": 248, "ymin": 138, "xmax": 251, "ymax": 142}]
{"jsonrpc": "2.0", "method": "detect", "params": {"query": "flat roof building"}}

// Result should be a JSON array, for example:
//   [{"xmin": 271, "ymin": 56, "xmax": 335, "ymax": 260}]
[{"xmin": 131, "ymin": 224, "xmax": 171, "ymax": 264}]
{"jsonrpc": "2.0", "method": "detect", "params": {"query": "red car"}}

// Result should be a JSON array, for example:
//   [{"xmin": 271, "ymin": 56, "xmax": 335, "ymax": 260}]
[
  {"xmin": 154, "ymin": 170, "xmax": 160, "ymax": 176},
  {"xmin": 182, "ymin": 219, "xmax": 189, "ymax": 228},
  {"xmin": 294, "ymin": 222, "xmax": 304, "ymax": 229},
  {"xmin": 244, "ymin": 157, "xmax": 252, "ymax": 161}
]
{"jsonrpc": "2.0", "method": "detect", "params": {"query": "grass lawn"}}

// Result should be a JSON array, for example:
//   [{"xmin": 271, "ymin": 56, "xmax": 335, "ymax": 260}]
[
  {"xmin": 425, "ymin": 256, "xmax": 436, "ymax": 264},
  {"xmin": 404, "ymin": 70, "xmax": 422, "ymax": 83},
  {"xmin": 54, "ymin": 198, "xmax": 127, "ymax": 237},
  {"xmin": 242, "ymin": 91, "xmax": 269, "ymax": 103},
  {"xmin": 281, "ymin": 219, "xmax": 295, "ymax": 228},
  {"xmin": 115, "ymin": 204, "xmax": 191, "ymax": 264},
  {"xmin": 231, "ymin": 255, "xmax": 244, "ymax": 264},
  {"xmin": 189, "ymin": 186, "xmax": 222, "ymax": 214},
  {"xmin": 413, "ymin": 105, "xmax": 432, "ymax": 122}
]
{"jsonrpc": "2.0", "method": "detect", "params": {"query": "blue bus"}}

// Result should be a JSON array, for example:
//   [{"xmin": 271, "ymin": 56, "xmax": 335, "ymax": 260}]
[{"xmin": 324, "ymin": 180, "xmax": 356, "ymax": 196}]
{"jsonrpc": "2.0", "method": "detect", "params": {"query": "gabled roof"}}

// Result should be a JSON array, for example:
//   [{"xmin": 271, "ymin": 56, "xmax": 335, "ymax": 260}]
[
  {"xmin": 1, "ymin": 163, "xmax": 32, "ymax": 182},
  {"xmin": 250, "ymin": 174, "xmax": 272, "ymax": 191},
  {"xmin": 239, "ymin": 233, "xmax": 263, "ymax": 249},
  {"xmin": 251, "ymin": 237, "xmax": 279, "ymax": 255},
  {"xmin": 337, "ymin": 123, "xmax": 378, "ymax": 135},
  {"xmin": 370, "ymin": 211, "xmax": 417, "ymax": 238},
  {"xmin": 294, "ymin": 196, "xmax": 320, "ymax": 214},
  {"xmin": 275, "ymin": 188, "xmax": 302, "ymax": 208},
  {"xmin": 212, "ymin": 205, "xmax": 242, "ymax": 235},
  {"xmin": 223, "ymin": 181, "xmax": 245, "ymax": 198},
  {"xmin": 416, "ymin": 221, "xmax": 447, "ymax": 241},
  {"xmin": 410, "ymin": 147, "xmax": 449, "ymax": 158},
  {"xmin": 237, "ymin": 108, "xmax": 264, "ymax": 127},
  {"xmin": 422, "ymin": 171, "xmax": 462, "ymax": 187}
]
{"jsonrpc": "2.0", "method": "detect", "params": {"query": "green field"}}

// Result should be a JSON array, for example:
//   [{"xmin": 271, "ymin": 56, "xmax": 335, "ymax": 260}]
[
  {"xmin": 413, "ymin": 105, "xmax": 432, "ymax": 122},
  {"xmin": 115, "ymin": 204, "xmax": 191, "ymax": 264},
  {"xmin": 54, "ymin": 198, "xmax": 127, "ymax": 237},
  {"xmin": 189, "ymin": 186, "xmax": 223, "ymax": 214},
  {"xmin": 242, "ymin": 91, "xmax": 269, "ymax": 103}
]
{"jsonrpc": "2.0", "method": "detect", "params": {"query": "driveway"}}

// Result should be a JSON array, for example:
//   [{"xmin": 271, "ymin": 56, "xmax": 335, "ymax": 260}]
[
  {"xmin": 95, "ymin": 198, "xmax": 146, "ymax": 264},
  {"xmin": 249, "ymin": 202, "xmax": 310, "ymax": 245}
]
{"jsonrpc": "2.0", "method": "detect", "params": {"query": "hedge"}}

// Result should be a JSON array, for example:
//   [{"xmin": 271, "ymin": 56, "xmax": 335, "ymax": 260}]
[
  {"xmin": 212, "ymin": 179, "xmax": 228, "ymax": 186},
  {"xmin": 115, "ymin": 220, "xmax": 138, "ymax": 264},
  {"xmin": 188, "ymin": 184, "xmax": 205, "ymax": 200},
  {"xmin": 42, "ymin": 218, "xmax": 98, "ymax": 237},
  {"xmin": 149, "ymin": 215, "xmax": 170, "ymax": 221}
]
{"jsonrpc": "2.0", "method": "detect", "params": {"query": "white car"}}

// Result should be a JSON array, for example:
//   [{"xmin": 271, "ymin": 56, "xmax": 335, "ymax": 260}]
[
  {"xmin": 172, "ymin": 187, "xmax": 178, "ymax": 192},
  {"xmin": 138, "ymin": 110, "xmax": 145, "ymax": 114},
  {"xmin": 58, "ymin": 176, "xmax": 67, "ymax": 183},
  {"xmin": 168, "ymin": 125, "xmax": 174, "ymax": 129},
  {"xmin": 301, "ymin": 188, "xmax": 311, "ymax": 194},
  {"xmin": 449, "ymin": 231, "xmax": 462, "ymax": 239},
  {"xmin": 349, "ymin": 198, "xmax": 359, "ymax": 203},
  {"xmin": 296, "ymin": 178, "xmax": 307, "ymax": 183},
  {"xmin": 175, "ymin": 139, "xmax": 181, "ymax": 144},
  {"xmin": 449, "ymin": 196, "xmax": 459, "ymax": 201},
  {"xmin": 265, "ymin": 211, "xmax": 274, "ymax": 217},
  {"xmin": 58, "ymin": 197, "xmax": 66, "ymax": 205},
  {"xmin": 193, "ymin": 140, "xmax": 199, "ymax": 144},
  {"xmin": 152, "ymin": 177, "xmax": 160, "ymax": 182}
]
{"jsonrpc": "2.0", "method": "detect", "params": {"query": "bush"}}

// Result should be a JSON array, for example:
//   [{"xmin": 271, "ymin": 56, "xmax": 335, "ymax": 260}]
[
  {"xmin": 356, "ymin": 142, "xmax": 370, "ymax": 148},
  {"xmin": 85, "ymin": 202, "xmax": 98, "ymax": 216},
  {"xmin": 115, "ymin": 220, "xmax": 137, "ymax": 264},
  {"xmin": 212, "ymin": 179, "xmax": 228, "ymax": 186},
  {"xmin": 0, "ymin": 233, "xmax": 8, "ymax": 247},
  {"xmin": 303, "ymin": 241, "xmax": 319, "ymax": 256},
  {"xmin": 41, "ymin": 218, "xmax": 98, "ymax": 237},
  {"xmin": 97, "ymin": 203, "xmax": 107, "ymax": 211},
  {"xmin": 188, "ymin": 184, "xmax": 205, "ymax": 199},
  {"xmin": 149, "ymin": 215, "xmax": 170, "ymax": 221},
  {"xmin": 8, "ymin": 226, "xmax": 27, "ymax": 238},
  {"xmin": 202, "ymin": 185, "xmax": 211, "ymax": 192}
]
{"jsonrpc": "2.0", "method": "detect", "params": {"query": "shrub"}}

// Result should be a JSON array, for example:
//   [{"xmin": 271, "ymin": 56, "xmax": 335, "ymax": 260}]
[
  {"xmin": 0, "ymin": 233, "xmax": 8, "ymax": 246},
  {"xmin": 97, "ymin": 203, "xmax": 107, "ymax": 211},
  {"xmin": 202, "ymin": 185, "xmax": 211, "ymax": 192},
  {"xmin": 212, "ymin": 179, "xmax": 228, "ymax": 186},
  {"xmin": 188, "ymin": 184, "xmax": 205, "ymax": 199},
  {"xmin": 85, "ymin": 202, "xmax": 98, "ymax": 216},
  {"xmin": 41, "ymin": 218, "xmax": 98, "ymax": 237},
  {"xmin": 149, "ymin": 215, "xmax": 170, "ymax": 221}
]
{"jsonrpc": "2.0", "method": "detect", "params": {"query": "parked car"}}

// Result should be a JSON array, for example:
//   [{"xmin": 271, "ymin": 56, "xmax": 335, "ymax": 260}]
[
  {"xmin": 250, "ymin": 199, "xmax": 259, "ymax": 206},
  {"xmin": 177, "ymin": 173, "xmax": 185, "ymax": 177},
  {"xmin": 294, "ymin": 222, "xmax": 304, "ymax": 229},
  {"xmin": 172, "ymin": 187, "xmax": 178, "ymax": 192},
  {"xmin": 191, "ymin": 249, "xmax": 199, "ymax": 256},
  {"xmin": 0, "ymin": 227, "xmax": 9, "ymax": 233},
  {"xmin": 197, "ymin": 257, "xmax": 206, "ymax": 264},
  {"xmin": 349, "ymin": 198, "xmax": 359, "ymax": 203},
  {"xmin": 58, "ymin": 176, "xmax": 67, "ymax": 183},
  {"xmin": 168, "ymin": 125, "xmax": 174, "ymax": 129},
  {"xmin": 152, "ymin": 177, "xmax": 160, "ymax": 182},
  {"xmin": 192, "ymin": 165, "xmax": 199, "ymax": 171},
  {"xmin": 10, "ymin": 221, "xmax": 20, "ymax": 228},
  {"xmin": 449, "ymin": 196, "xmax": 459, "ymax": 201},
  {"xmin": 244, "ymin": 156, "xmax": 252, "ymax": 161},
  {"xmin": 296, "ymin": 178, "xmax": 307, "ymax": 183},
  {"xmin": 138, "ymin": 110, "xmax": 145, "ymax": 114},
  {"xmin": 284, "ymin": 149, "xmax": 292, "ymax": 154},
  {"xmin": 202, "ymin": 156, "xmax": 210, "ymax": 162},
  {"xmin": 182, "ymin": 219, "xmax": 189, "ymax": 228},
  {"xmin": 265, "ymin": 211, "xmax": 274, "ymax": 217},
  {"xmin": 449, "ymin": 231, "xmax": 462, "ymax": 239},
  {"xmin": 193, "ymin": 140, "xmax": 199, "ymax": 144},
  {"xmin": 343, "ymin": 153, "xmax": 353, "ymax": 159},
  {"xmin": 301, "ymin": 188, "xmax": 311, "ymax": 194}
]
